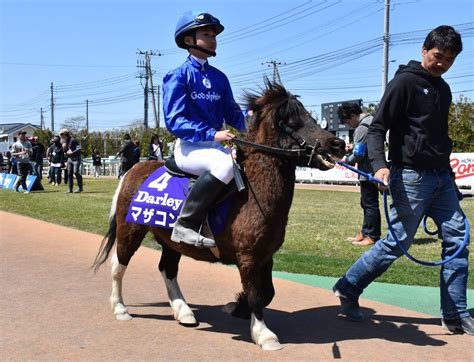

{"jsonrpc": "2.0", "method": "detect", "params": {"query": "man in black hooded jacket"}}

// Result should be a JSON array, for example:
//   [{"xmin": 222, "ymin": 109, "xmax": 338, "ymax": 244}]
[{"xmin": 333, "ymin": 25, "xmax": 473, "ymax": 335}]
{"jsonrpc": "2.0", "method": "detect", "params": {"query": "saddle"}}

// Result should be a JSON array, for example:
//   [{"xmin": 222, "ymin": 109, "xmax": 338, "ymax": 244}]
[
  {"xmin": 164, "ymin": 157, "xmax": 198, "ymax": 179},
  {"xmin": 164, "ymin": 156, "xmax": 239, "ymax": 205}
]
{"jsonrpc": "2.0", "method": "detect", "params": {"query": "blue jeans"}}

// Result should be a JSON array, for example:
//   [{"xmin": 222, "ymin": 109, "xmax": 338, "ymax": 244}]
[{"xmin": 335, "ymin": 166, "xmax": 470, "ymax": 319}]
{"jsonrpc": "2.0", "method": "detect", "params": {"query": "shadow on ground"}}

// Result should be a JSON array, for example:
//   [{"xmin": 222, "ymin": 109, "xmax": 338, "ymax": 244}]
[{"xmin": 128, "ymin": 302, "xmax": 450, "ymax": 348}]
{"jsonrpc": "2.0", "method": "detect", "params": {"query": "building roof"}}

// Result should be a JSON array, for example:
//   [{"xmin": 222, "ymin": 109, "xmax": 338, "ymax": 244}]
[{"xmin": 0, "ymin": 123, "xmax": 41, "ymax": 135}]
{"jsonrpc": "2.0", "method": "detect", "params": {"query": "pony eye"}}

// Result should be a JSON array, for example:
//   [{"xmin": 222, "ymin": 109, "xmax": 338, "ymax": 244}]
[{"xmin": 287, "ymin": 117, "xmax": 302, "ymax": 129}]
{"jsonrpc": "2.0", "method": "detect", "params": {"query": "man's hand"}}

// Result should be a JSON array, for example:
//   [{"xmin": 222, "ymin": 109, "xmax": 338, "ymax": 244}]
[
  {"xmin": 374, "ymin": 167, "xmax": 390, "ymax": 191},
  {"xmin": 214, "ymin": 130, "xmax": 235, "ymax": 142}
]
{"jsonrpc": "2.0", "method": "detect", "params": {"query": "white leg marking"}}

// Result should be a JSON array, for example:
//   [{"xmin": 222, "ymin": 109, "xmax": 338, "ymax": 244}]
[
  {"xmin": 251, "ymin": 313, "xmax": 283, "ymax": 351},
  {"xmin": 160, "ymin": 271, "xmax": 197, "ymax": 325},
  {"xmin": 109, "ymin": 175, "xmax": 125, "ymax": 221},
  {"xmin": 110, "ymin": 251, "xmax": 132, "ymax": 321}
]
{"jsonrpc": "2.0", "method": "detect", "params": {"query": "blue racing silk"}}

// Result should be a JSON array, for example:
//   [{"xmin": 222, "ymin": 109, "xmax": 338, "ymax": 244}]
[{"xmin": 162, "ymin": 56, "xmax": 246, "ymax": 142}]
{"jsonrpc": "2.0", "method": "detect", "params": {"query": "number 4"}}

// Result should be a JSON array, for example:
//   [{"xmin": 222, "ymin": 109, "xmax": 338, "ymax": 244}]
[{"xmin": 148, "ymin": 172, "xmax": 172, "ymax": 191}]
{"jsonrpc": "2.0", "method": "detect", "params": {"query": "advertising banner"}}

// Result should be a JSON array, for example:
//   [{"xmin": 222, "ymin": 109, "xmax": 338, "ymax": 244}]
[
  {"xmin": 450, "ymin": 153, "xmax": 473, "ymax": 188},
  {"xmin": 0, "ymin": 173, "xmax": 37, "ymax": 192},
  {"xmin": 296, "ymin": 153, "xmax": 473, "ymax": 189}
]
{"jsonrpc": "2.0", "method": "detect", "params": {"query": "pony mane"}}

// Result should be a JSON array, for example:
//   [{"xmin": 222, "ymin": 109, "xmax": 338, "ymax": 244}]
[
  {"xmin": 243, "ymin": 78, "xmax": 305, "ymax": 136},
  {"xmin": 243, "ymin": 77, "xmax": 290, "ymax": 114}
]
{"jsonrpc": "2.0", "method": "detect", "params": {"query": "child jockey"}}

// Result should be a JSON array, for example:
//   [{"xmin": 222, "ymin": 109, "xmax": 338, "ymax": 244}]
[{"xmin": 163, "ymin": 10, "xmax": 246, "ymax": 248}]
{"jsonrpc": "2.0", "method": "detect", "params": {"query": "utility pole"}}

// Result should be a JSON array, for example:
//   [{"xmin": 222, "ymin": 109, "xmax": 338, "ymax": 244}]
[
  {"xmin": 137, "ymin": 49, "xmax": 161, "ymax": 129},
  {"xmin": 146, "ymin": 52, "xmax": 159, "ymax": 129},
  {"xmin": 104, "ymin": 133, "xmax": 107, "ymax": 156},
  {"xmin": 136, "ymin": 56, "xmax": 149, "ymax": 129},
  {"xmin": 157, "ymin": 86, "xmax": 160, "ymax": 130},
  {"xmin": 50, "ymin": 82, "xmax": 55, "ymax": 132},
  {"xmin": 382, "ymin": 0, "xmax": 390, "ymax": 94},
  {"xmin": 262, "ymin": 60, "xmax": 284, "ymax": 84},
  {"xmin": 144, "ymin": 73, "xmax": 149, "ymax": 129},
  {"xmin": 40, "ymin": 108, "xmax": 45, "ymax": 130},
  {"xmin": 86, "ymin": 99, "xmax": 89, "ymax": 132}
]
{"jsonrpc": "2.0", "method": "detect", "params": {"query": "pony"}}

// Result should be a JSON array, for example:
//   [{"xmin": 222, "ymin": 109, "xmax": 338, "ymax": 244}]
[{"xmin": 93, "ymin": 80, "xmax": 346, "ymax": 350}]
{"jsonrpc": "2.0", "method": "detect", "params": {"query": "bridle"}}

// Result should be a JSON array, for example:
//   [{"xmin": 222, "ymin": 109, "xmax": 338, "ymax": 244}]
[{"xmin": 232, "ymin": 94, "xmax": 321, "ymax": 166}]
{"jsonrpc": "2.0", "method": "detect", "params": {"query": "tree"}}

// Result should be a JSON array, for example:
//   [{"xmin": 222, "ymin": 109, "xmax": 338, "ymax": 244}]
[
  {"xmin": 448, "ymin": 95, "xmax": 474, "ymax": 152},
  {"xmin": 60, "ymin": 116, "xmax": 86, "ymax": 134},
  {"xmin": 33, "ymin": 129, "xmax": 54, "ymax": 147}
]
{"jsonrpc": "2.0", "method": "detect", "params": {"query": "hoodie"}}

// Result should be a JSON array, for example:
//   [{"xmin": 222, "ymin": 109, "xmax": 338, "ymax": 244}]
[{"xmin": 367, "ymin": 60, "xmax": 453, "ymax": 172}]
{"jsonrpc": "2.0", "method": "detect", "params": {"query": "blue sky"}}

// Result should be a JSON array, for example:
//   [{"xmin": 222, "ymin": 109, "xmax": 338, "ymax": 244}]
[{"xmin": 1, "ymin": 0, "xmax": 473, "ymax": 132}]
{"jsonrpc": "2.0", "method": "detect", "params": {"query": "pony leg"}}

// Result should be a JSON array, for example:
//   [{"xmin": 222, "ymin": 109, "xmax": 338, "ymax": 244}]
[
  {"xmin": 223, "ymin": 259, "xmax": 274, "ymax": 319},
  {"xmin": 110, "ymin": 220, "xmax": 148, "ymax": 321},
  {"xmin": 110, "ymin": 251, "xmax": 132, "ymax": 320},
  {"xmin": 239, "ymin": 258, "xmax": 282, "ymax": 351},
  {"xmin": 159, "ymin": 244, "xmax": 197, "ymax": 326}
]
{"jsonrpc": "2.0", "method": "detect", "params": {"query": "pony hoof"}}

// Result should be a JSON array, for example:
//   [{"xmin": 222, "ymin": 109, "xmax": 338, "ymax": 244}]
[
  {"xmin": 170, "ymin": 299, "xmax": 197, "ymax": 326},
  {"xmin": 115, "ymin": 312, "xmax": 133, "ymax": 321},
  {"xmin": 179, "ymin": 317, "xmax": 199, "ymax": 327},
  {"xmin": 261, "ymin": 340, "xmax": 283, "ymax": 351},
  {"xmin": 113, "ymin": 302, "xmax": 132, "ymax": 320}
]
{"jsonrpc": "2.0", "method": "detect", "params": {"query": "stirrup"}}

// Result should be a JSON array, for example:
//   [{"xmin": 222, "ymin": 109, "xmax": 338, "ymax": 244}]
[{"xmin": 171, "ymin": 220, "xmax": 216, "ymax": 248}]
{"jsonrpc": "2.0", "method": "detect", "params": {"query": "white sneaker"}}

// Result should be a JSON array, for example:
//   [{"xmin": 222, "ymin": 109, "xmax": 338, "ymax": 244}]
[{"xmin": 23, "ymin": 191, "xmax": 30, "ymax": 194}]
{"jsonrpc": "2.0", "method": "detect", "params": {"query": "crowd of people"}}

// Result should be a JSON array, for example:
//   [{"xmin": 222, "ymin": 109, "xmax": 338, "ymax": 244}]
[
  {"xmin": 114, "ymin": 133, "xmax": 165, "ymax": 178},
  {"xmin": 2, "ymin": 130, "xmax": 168, "ymax": 193}
]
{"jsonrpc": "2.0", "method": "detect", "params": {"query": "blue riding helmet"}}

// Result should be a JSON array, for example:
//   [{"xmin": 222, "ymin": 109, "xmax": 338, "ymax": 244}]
[{"xmin": 175, "ymin": 11, "xmax": 224, "ymax": 49}]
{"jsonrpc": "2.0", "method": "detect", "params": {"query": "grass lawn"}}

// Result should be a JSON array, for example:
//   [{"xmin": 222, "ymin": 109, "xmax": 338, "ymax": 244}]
[{"xmin": 1, "ymin": 176, "xmax": 472, "ymax": 288}]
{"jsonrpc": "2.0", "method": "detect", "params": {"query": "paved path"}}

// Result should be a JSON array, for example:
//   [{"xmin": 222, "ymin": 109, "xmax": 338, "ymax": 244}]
[{"xmin": 1, "ymin": 211, "xmax": 472, "ymax": 360}]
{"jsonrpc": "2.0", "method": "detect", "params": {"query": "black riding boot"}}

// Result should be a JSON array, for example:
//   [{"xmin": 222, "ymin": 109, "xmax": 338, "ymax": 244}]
[{"xmin": 171, "ymin": 171, "xmax": 227, "ymax": 248}]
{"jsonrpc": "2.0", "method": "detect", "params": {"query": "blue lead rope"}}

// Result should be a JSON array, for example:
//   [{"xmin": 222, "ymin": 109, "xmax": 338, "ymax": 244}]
[{"xmin": 337, "ymin": 161, "xmax": 471, "ymax": 266}]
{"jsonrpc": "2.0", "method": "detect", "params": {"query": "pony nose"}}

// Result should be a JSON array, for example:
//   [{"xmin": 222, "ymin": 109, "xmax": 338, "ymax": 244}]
[{"xmin": 328, "ymin": 137, "xmax": 346, "ymax": 158}]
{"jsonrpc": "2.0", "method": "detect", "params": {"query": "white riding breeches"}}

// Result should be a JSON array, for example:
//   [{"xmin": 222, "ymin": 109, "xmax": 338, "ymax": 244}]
[{"xmin": 174, "ymin": 138, "xmax": 234, "ymax": 184}]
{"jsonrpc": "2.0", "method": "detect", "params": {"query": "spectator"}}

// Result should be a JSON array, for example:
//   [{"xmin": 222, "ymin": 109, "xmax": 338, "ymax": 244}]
[
  {"xmin": 10, "ymin": 131, "xmax": 33, "ymax": 193},
  {"xmin": 62, "ymin": 141, "xmax": 68, "ymax": 185},
  {"xmin": 60, "ymin": 128, "xmax": 83, "ymax": 193},
  {"xmin": 333, "ymin": 25, "xmax": 474, "ymax": 335},
  {"xmin": 32, "ymin": 136, "xmax": 45, "ymax": 180},
  {"xmin": 28, "ymin": 136, "xmax": 36, "ymax": 175},
  {"xmin": 46, "ymin": 138, "xmax": 55, "ymax": 183},
  {"xmin": 49, "ymin": 135, "xmax": 64, "ymax": 186},
  {"xmin": 91, "ymin": 148, "xmax": 102, "ymax": 178},
  {"xmin": 147, "ymin": 134, "xmax": 163, "ymax": 161},
  {"xmin": 6, "ymin": 151, "xmax": 17, "ymax": 175},
  {"xmin": 133, "ymin": 141, "xmax": 141, "ymax": 165},
  {"xmin": 167, "ymin": 137, "xmax": 175, "ymax": 158},
  {"xmin": 116, "ymin": 133, "xmax": 135, "ymax": 177},
  {"xmin": 338, "ymin": 103, "xmax": 381, "ymax": 246}
]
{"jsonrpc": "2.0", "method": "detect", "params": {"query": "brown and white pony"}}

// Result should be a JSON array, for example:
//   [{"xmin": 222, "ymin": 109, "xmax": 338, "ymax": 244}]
[{"xmin": 93, "ymin": 80, "xmax": 345, "ymax": 350}]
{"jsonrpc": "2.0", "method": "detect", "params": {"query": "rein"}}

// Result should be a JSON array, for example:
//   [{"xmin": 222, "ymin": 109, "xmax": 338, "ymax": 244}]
[
  {"xmin": 337, "ymin": 161, "xmax": 470, "ymax": 267},
  {"xmin": 232, "ymin": 137, "xmax": 307, "ymax": 158},
  {"xmin": 233, "ymin": 122, "xmax": 320, "ymax": 169},
  {"xmin": 233, "ymin": 135, "xmax": 320, "ymax": 167}
]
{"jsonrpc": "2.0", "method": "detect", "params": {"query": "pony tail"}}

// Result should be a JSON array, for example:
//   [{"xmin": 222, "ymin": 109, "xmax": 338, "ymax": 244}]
[{"xmin": 92, "ymin": 214, "xmax": 117, "ymax": 273}]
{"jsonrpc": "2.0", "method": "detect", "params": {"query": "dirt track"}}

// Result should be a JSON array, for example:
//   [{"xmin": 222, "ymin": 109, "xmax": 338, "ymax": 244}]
[{"xmin": 1, "ymin": 211, "xmax": 472, "ymax": 360}]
